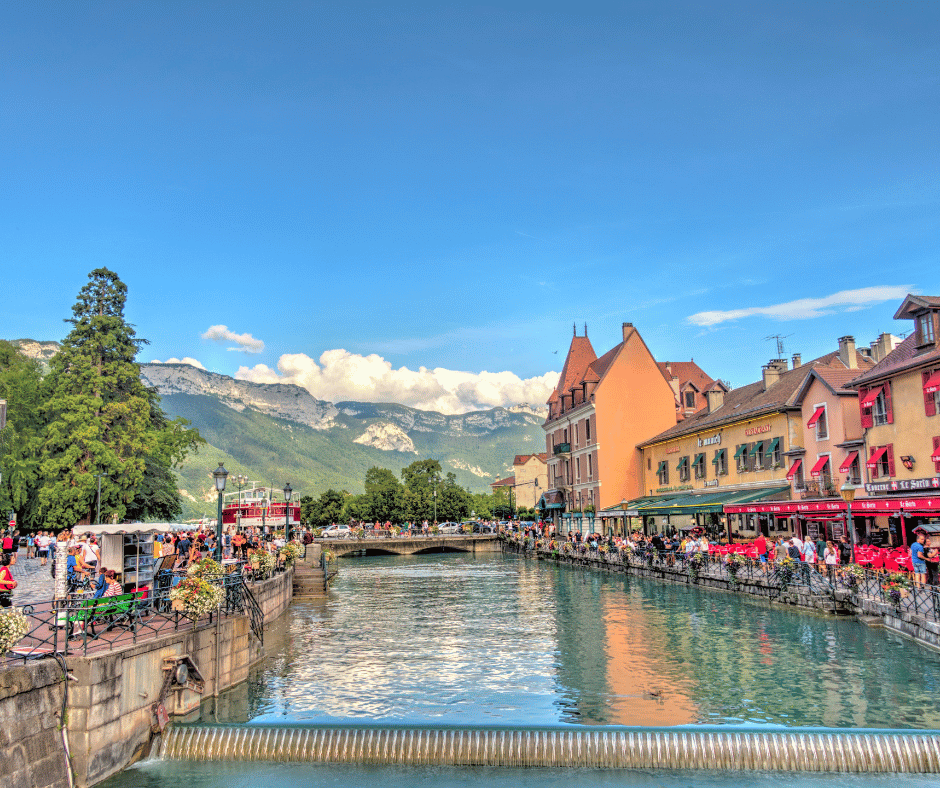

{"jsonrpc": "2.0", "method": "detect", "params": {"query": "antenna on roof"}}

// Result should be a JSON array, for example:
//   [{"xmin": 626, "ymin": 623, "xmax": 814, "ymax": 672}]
[
  {"xmin": 764, "ymin": 334, "xmax": 793, "ymax": 357},
  {"xmin": 584, "ymin": 322, "xmax": 587, "ymax": 336},
  {"xmin": 573, "ymin": 322, "xmax": 577, "ymax": 336}
]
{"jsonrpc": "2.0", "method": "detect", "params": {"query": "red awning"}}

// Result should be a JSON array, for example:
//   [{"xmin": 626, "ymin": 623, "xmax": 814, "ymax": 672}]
[
  {"xmin": 806, "ymin": 405, "xmax": 826, "ymax": 427},
  {"xmin": 924, "ymin": 371, "xmax": 940, "ymax": 395},
  {"xmin": 838, "ymin": 451, "xmax": 859, "ymax": 474},
  {"xmin": 809, "ymin": 456, "xmax": 830, "ymax": 478},
  {"xmin": 867, "ymin": 447, "xmax": 888, "ymax": 469},
  {"xmin": 860, "ymin": 386, "xmax": 883, "ymax": 408},
  {"xmin": 785, "ymin": 459, "xmax": 802, "ymax": 480},
  {"xmin": 932, "ymin": 445, "xmax": 940, "ymax": 462}
]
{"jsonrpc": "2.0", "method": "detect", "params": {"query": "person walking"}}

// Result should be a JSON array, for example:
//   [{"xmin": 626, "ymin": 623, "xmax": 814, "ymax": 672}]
[{"xmin": 0, "ymin": 554, "xmax": 16, "ymax": 607}]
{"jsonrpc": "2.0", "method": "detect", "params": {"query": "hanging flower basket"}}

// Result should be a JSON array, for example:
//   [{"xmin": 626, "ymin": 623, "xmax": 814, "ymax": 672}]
[
  {"xmin": 0, "ymin": 608, "xmax": 29, "ymax": 655},
  {"xmin": 169, "ymin": 576, "xmax": 224, "ymax": 620},
  {"xmin": 187, "ymin": 557, "xmax": 224, "ymax": 581},
  {"xmin": 279, "ymin": 543, "xmax": 303, "ymax": 566},
  {"xmin": 249, "ymin": 551, "xmax": 276, "ymax": 580}
]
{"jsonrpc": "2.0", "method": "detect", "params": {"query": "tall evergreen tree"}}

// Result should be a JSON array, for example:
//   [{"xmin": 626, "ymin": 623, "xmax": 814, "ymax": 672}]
[{"xmin": 37, "ymin": 268, "xmax": 201, "ymax": 527}]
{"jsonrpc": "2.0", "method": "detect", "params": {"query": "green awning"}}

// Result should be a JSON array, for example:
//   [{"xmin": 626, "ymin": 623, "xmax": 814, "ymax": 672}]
[
  {"xmin": 766, "ymin": 437, "xmax": 780, "ymax": 454},
  {"xmin": 749, "ymin": 441, "xmax": 763, "ymax": 456},
  {"xmin": 656, "ymin": 460, "xmax": 667, "ymax": 474},
  {"xmin": 733, "ymin": 444, "xmax": 745, "ymax": 460},
  {"xmin": 633, "ymin": 486, "xmax": 790, "ymax": 516},
  {"xmin": 676, "ymin": 456, "xmax": 688, "ymax": 471},
  {"xmin": 712, "ymin": 448, "xmax": 726, "ymax": 464},
  {"xmin": 693, "ymin": 453, "xmax": 705, "ymax": 465}
]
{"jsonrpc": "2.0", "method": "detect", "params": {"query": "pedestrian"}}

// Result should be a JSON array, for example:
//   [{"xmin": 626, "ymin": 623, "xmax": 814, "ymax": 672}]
[
  {"xmin": 911, "ymin": 532, "xmax": 928, "ymax": 588},
  {"xmin": 0, "ymin": 554, "xmax": 16, "ymax": 607},
  {"xmin": 81, "ymin": 536, "xmax": 100, "ymax": 573}
]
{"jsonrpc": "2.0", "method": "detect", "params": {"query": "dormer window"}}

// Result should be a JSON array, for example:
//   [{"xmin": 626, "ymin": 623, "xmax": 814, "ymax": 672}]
[
  {"xmin": 917, "ymin": 312, "xmax": 936, "ymax": 348},
  {"xmin": 684, "ymin": 390, "xmax": 696, "ymax": 409}
]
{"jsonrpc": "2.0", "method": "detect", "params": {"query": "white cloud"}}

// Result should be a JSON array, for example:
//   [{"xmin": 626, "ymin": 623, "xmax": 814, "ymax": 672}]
[
  {"xmin": 236, "ymin": 349, "xmax": 559, "ymax": 415},
  {"xmin": 151, "ymin": 357, "xmax": 206, "ymax": 369},
  {"xmin": 201, "ymin": 325, "xmax": 265, "ymax": 354},
  {"xmin": 686, "ymin": 285, "xmax": 914, "ymax": 327}
]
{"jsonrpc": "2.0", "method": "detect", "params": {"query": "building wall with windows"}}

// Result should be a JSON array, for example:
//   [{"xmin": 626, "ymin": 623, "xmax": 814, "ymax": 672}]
[
  {"xmin": 512, "ymin": 454, "xmax": 548, "ymax": 509},
  {"xmin": 639, "ymin": 411, "xmax": 797, "ymax": 498}
]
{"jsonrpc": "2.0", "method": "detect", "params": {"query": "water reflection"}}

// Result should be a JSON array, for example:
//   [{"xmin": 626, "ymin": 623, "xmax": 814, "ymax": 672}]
[{"xmin": 203, "ymin": 553, "xmax": 940, "ymax": 729}]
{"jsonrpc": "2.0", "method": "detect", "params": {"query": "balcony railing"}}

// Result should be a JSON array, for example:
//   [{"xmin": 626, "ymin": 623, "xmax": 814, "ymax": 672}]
[
  {"xmin": 553, "ymin": 442, "xmax": 571, "ymax": 456},
  {"xmin": 799, "ymin": 479, "xmax": 839, "ymax": 499},
  {"xmin": 552, "ymin": 477, "xmax": 569, "ymax": 491}
]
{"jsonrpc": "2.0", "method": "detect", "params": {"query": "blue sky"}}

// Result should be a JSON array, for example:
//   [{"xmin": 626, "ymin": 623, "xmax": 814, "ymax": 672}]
[{"xmin": 1, "ymin": 1, "xmax": 936, "ymax": 412}]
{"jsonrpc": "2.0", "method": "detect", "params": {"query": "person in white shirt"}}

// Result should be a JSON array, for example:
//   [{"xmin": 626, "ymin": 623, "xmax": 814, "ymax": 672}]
[{"xmin": 81, "ymin": 537, "xmax": 100, "ymax": 572}]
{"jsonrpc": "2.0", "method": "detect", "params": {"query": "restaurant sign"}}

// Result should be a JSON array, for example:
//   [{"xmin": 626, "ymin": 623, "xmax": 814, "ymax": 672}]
[
  {"xmin": 865, "ymin": 477, "xmax": 940, "ymax": 495},
  {"xmin": 744, "ymin": 424, "xmax": 772, "ymax": 437}
]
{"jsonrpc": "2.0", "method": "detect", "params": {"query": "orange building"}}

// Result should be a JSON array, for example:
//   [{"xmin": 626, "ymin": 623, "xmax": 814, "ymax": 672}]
[{"xmin": 542, "ymin": 323, "xmax": 712, "ymax": 533}]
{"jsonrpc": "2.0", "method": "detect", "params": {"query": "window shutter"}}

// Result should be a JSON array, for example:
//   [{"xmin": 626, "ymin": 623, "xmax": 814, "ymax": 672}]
[
  {"xmin": 926, "ymin": 371, "xmax": 937, "ymax": 417},
  {"xmin": 934, "ymin": 436, "xmax": 940, "ymax": 473},
  {"xmin": 859, "ymin": 386, "xmax": 873, "ymax": 428},
  {"xmin": 886, "ymin": 444, "xmax": 895, "ymax": 477},
  {"xmin": 884, "ymin": 382, "xmax": 894, "ymax": 424}
]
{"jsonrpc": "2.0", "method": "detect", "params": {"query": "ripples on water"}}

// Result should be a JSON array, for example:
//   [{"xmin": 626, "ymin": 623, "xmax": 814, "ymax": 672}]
[{"xmin": 205, "ymin": 553, "xmax": 940, "ymax": 730}]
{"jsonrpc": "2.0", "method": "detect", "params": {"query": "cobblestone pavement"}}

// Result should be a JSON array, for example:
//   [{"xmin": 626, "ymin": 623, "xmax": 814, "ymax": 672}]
[{"xmin": 7, "ymin": 555, "xmax": 56, "ymax": 606}]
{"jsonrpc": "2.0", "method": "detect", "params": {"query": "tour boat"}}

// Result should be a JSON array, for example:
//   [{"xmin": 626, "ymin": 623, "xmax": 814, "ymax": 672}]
[{"xmin": 221, "ymin": 484, "xmax": 301, "ymax": 532}]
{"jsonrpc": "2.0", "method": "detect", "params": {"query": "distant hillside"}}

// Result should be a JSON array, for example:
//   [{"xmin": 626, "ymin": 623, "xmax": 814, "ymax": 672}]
[{"xmin": 141, "ymin": 363, "xmax": 547, "ymax": 520}]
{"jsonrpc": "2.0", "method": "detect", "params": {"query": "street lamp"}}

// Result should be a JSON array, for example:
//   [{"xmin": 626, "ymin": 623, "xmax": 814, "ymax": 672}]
[
  {"xmin": 94, "ymin": 473, "xmax": 109, "ymax": 524},
  {"xmin": 283, "ymin": 483, "xmax": 293, "ymax": 541},
  {"xmin": 213, "ymin": 463, "xmax": 229, "ymax": 561},
  {"xmin": 840, "ymin": 481, "xmax": 859, "ymax": 563}
]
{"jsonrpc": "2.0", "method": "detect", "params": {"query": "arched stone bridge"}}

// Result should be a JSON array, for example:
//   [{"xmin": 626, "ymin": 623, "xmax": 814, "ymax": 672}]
[{"xmin": 318, "ymin": 535, "xmax": 501, "ymax": 558}]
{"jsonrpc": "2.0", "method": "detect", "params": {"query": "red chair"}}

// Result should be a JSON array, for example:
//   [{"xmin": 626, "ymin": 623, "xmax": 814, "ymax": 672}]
[{"xmin": 870, "ymin": 552, "xmax": 885, "ymax": 572}]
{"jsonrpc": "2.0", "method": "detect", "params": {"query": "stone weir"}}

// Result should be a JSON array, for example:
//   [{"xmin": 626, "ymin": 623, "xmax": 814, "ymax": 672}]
[
  {"xmin": 0, "ymin": 567, "xmax": 294, "ymax": 788},
  {"xmin": 161, "ymin": 724, "xmax": 940, "ymax": 773}
]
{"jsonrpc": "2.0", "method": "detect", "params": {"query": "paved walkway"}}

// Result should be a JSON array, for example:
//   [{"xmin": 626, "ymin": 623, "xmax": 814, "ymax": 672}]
[{"xmin": 7, "ymin": 555, "xmax": 56, "ymax": 606}]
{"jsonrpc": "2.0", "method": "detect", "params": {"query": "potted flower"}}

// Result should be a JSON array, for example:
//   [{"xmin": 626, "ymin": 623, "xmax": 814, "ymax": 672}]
[
  {"xmin": 249, "ymin": 550, "xmax": 276, "ymax": 580},
  {"xmin": 188, "ymin": 556, "xmax": 224, "ymax": 581},
  {"xmin": 881, "ymin": 572, "xmax": 911, "ymax": 605},
  {"xmin": 689, "ymin": 551, "xmax": 706, "ymax": 580},
  {"xmin": 169, "ymin": 576, "xmax": 224, "ymax": 620},
  {"xmin": 0, "ymin": 608, "xmax": 29, "ymax": 655},
  {"xmin": 279, "ymin": 543, "xmax": 303, "ymax": 567},
  {"xmin": 776, "ymin": 556, "xmax": 797, "ymax": 588},
  {"xmin": 725, "ymin": 552, "xmax": 746, "ymax": 584},
  {"xmin": 842, "ymin": 564, "xmax": 866, "ymax": 589}
]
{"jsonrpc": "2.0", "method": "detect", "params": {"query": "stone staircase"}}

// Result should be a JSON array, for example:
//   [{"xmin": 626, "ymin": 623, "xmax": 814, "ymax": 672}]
[{"xmin": 293, "ymin": 544, "xmax": 328, "ymax": 599}]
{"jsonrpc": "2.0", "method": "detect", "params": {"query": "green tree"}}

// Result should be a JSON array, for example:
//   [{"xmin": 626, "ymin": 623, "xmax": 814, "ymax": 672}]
[
  {"xmin": 312, "ymin": 488, "xmax": 345, "ymax": 527},
  {"xmin": 0, "ymin": 341, "xmax": 45, "ymax": 526},
  {"xmin": 300, "ymin": 494, "xmax": 319, "ymax": 526},
  {"xmin": 401, "ymin": 458, "xmax": 442, "ymax": 521},
  {"xmin": 437, "ymin": 472, "xmax": 470, "ymax": 522},
  {"xmin": 363, "ymin": 466, "xmax": 405, "ymax": 522},
  {"xmin": 37, "ymin": 268, "xmax": 201, "ymax": 526}
]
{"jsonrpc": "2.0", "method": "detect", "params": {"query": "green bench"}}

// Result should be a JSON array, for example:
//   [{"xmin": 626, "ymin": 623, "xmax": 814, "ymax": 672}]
[{"xmin": 66, "ymin": 591, "xmax": 146, "ymax": 639}]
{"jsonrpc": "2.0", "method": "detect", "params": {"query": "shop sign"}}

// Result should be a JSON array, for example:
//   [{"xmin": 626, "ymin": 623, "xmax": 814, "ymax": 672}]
[
  {"xmin": 703, "ymin": 479, "xmax": 719, "ymax": 488},
  {"xmin": 698, "ymin": 433, "xmax": 721, "ymax": 447},
  {"xmin": 744, "ymin": 424, "xmax": 772, "ymax": 437},
  {"xmin": 865, "ymin": 477, "xmax": 940, "ymax": 495},
  {"xmin": 655, "ymin": 485, "xmax": 693, "ymax": 493},
  {"xmin": 665, "ymin": 445, "xmax": 681, "ymax": 454}
]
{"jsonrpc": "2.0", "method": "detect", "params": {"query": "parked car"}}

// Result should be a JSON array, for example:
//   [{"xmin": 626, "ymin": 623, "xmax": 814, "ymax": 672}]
[
  {"xmin": 320, "ymin": 524, "xmax": 352, "ymax": 538},
  {"xmin": 438, "ymin": 522, "xmax": 461, "ymax": 534}
]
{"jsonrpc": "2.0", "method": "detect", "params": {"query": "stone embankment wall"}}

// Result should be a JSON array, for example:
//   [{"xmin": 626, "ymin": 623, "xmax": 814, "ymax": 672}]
[
  {"xmin": 1, "ymin": 567, "xmax": 295, "ymax": 788},
  {"xmin": 0, "ymin": 660, "xmax": 69, "ymax": 788},
  {"xmin": 503, "ymin": 542, "xmax": 940, "ymax": 653}
]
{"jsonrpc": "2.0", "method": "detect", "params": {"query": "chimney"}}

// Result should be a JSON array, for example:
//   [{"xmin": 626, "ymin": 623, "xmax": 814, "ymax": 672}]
[
  {"xmin": 869, "ymin": 333, "xmax": 900, "ymax": 363},
  {"xmin": 706, "ymin": 388, "xmax": 724, "ymax": 414},
  {"xmin": 838, "ymin": 336, "xmax": 857, "ymax": 369},
  {"xmin": 622, "ymin": 322, "xmax": 633, "ymax": 340},
  {"xmin": 791, "ymin": 353, "xmax": 801, "ymax": 368},
  {"xmin": 762, "ymin": 363, "xmax": 781, "ymax": 391}
]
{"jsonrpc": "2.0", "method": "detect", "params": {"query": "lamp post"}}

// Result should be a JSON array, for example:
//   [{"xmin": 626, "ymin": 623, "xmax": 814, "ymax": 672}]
[
  {"xmin": 840, "ymin": 481, "xmax": 859, "ymax": 563},
  {"xmin": 283, "ymin": 483, "xmax": 293, "ymax": 541},
  {"xmin": 94, "ymin": 473, "xmax": 109, "ymax": 524},
  {"xmin": 234, "ymin": 474, "xmax": 247, "ymax": 528},
  {"xmin": 213, "ymin": 463, "xmax": 229, "ymax": 561}
]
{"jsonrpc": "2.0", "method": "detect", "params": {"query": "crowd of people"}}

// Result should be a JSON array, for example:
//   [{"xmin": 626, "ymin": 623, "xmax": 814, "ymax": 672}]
[{"xmin": 505, "ymin": 521, "xmax": 940, "ymax": 587}]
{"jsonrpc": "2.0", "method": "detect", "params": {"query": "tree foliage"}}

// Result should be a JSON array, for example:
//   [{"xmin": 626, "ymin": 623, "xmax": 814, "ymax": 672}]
[{"xmin": 25, "ymin": 268, "xmax": 204, "ymax": 528}]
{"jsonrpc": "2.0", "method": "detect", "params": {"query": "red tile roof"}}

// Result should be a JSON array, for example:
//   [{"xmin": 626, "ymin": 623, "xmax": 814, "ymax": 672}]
[
  {"xmin": 849, "ymin": 335, "xmax": 940, "ymax": 387},
  {"xmin": 513, "ymin": 453, "xmax": 547, "ymax": 466},
  {"xmin": 657, "ymin": 360, "xmax": 718, "ymax": 419},
  {"xmin": 640, "ymin": 350, "xmax": 873, "ymax": 446},
  {"xmin": 549, "ymin": 334, "xmax": 597, "ymax": 403},
  {"xmin": 490, "ymin": 475, "xmax": 515, "ymax": 488}
]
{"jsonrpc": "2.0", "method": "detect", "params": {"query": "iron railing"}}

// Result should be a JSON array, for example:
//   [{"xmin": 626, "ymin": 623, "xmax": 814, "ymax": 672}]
[
  {"xmin": 4, "ymin": 566, "xmax": 268, "ymax": 662},
  {"xmin": 502, "ymin": 536, "xmax": 940, "ymax": 626}
]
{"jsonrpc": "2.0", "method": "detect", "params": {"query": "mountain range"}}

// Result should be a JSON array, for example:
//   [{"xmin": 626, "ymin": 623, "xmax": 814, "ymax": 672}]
[{"xmin": 8, "ymin": 341, "xmax": 547, "ymax": 520}]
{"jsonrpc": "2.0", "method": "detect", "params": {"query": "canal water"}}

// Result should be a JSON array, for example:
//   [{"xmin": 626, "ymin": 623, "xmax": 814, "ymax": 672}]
[{"xmin": 104, "ymin": 553, "xmax": 940, "ymax": 786}]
